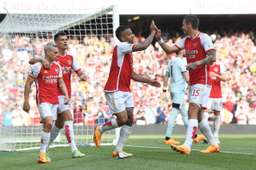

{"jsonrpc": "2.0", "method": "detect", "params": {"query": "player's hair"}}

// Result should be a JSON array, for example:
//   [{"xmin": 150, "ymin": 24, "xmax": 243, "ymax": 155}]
[
  {"xmin": 44, "ymin": 42, "xmax": 57, "ymax": 54},
  {"xmin": 183, "ymin": 15, "xmax": 199, "ymax": 29},
  {"xmin": 54, "ymin": 31, "xmax": 67, "ymax": 41},
  {"xmin": 115, "ymin": 25, "xmax": 130, "ymax": 41}
]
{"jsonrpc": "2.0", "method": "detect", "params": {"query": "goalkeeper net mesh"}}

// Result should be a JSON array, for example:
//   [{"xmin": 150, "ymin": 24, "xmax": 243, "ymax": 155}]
[{"xmin": 0, "ymin": 5, "xmax": 118, "ymax": 151}]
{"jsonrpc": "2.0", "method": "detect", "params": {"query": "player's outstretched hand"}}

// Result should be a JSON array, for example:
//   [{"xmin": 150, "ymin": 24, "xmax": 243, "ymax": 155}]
[
  {"xmin": 149, "ymin": 80, "xmax": 161, "ymax": 87},
  {"xmin": 42, "ymin": 59, "xmax": 50, "ymax": 70},
  {"xmin": 23, "ymin": 101, "xmax": 30, "ymax": 113},
  {"xmin": 155, "ymin": 29, "xmax": 162, "ymax": 40},
  {"xmin": 150, "ymin": 20, "xmax": 158, "ymax": 33}
]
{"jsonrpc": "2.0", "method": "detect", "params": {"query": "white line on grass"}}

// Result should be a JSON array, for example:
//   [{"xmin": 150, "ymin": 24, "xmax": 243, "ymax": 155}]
[{"xmin": 126, "ymin": 144, "xmax": 256, "ymax": 156}]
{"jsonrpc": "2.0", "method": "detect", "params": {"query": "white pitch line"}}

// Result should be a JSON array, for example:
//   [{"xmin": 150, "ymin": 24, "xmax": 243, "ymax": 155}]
[{"xmin": 126, "ymin": 144, "xmax": 256, "ymax": 156}]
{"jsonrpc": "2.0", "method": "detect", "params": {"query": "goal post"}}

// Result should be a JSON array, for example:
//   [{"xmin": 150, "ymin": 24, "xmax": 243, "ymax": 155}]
[{"xmin": 0, "ymin": 5, "xmax": 119, "ymax": 151}]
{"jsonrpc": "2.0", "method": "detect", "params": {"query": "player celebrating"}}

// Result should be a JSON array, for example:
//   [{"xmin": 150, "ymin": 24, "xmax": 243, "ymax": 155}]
[
  {"xmin": 93, "ymin": 21, "xmax": 161, "ymax": 159},
  {"xmin": 163, "ymin": 50, "xmax": 189, "ymax": 145},
  {"xmin": 23, "ymin": 42, "xmax": 69, "ymax": 163},
  {"xmin": 156, "ymin": 15, "xmax": 219, "ymax": 154},
  {"xmin": 29, "ymin": 32, "xmax": 86, "ymax": 158}
]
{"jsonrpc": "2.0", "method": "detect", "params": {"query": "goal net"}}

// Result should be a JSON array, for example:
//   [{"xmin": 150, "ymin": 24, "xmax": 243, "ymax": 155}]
[{"xmin": 0, "ymin": 5, "xmax": 119, "ymax": 151}]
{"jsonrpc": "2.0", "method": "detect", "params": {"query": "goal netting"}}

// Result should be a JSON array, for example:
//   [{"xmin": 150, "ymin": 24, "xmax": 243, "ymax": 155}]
[{"xmin": 0, "ymin": 5, "xmax": 119, "ymax": 151}]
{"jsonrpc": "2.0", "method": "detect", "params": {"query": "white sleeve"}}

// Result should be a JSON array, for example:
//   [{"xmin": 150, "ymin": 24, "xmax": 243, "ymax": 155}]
[
  {"xmin": 179, "ymin": 59, "xmax": 187, "ymax": 73},
  {"xmin": 175, "ymin": 37, "xmax": 186, "ymax": 49},
  {"xmin": 72, "ymin": 56, "xmax": 81, "ymax": 72},
  {"xmin": 29, "ymin": 63, "xmax": 42, "ymax": 78},
  {"xmin": 118, "ymin": 42, "xmax": 133, "ymax": 54},
  {"xmin": 200, "ymin": 33, "xmax": 215, "ymax": 52},
  {"xmin": 57, "ymin": 63, "xmax": 63, "ymax": 78}
]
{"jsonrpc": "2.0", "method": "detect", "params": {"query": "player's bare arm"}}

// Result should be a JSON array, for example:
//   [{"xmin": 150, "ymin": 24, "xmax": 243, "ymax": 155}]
[
  {"xmin": 155, "ymin": 30, "xmax": 180, "ymax": 54},
  {"xmin": 131, "ymin": 71, "xmax": 161, "ymax": 87},
  {"xmin": 132, "ymin": 21, "xmax": 157, "ymax": 52},
  {"xmin": 29, "ymin": 57, "xmax": 50, "ymax": 69},
  {"xmin": 76, "ymin": 71, "xmax": 87, "ymax": 81},
  {"xmin": 58, "ymin": 78, "xmax": 70, "ymax": 103},
  {"xmin": 210, "ymin": 72, "xmax": 230, "ymax": 81},
  {"xmin": 23, "ymin": 76, "xmax": 34, "ymax": 112},
  {"xmin": 187, "ymin": 49, "xmax": 216, "ymax": 70},
  {"xmin": 182, "ymin": 71, "xmax": 189, "ymax": 84},
  {"xmin": 162, "ymin": 76, "xmax": 168, "ymax": 92}
]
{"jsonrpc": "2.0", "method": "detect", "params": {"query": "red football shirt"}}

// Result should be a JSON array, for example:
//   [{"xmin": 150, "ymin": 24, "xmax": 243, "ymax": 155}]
[
  {"xmin": 175, "ymin": 32, "xmax": 215, "ymax": 85},
  {"xmin": 56, "ymin": 54, "xmax": 81, "ymax": 97},
  {"xmin": 30, "ymin": 62, "xmax": 62, "ymax": 104},
  {"xmin": 209, "ymin": 63, "xmax": 225, "ymax": 98},
  {"xmin": 104, "ymin": 42, "xmax": 133, "ymax": 92}
]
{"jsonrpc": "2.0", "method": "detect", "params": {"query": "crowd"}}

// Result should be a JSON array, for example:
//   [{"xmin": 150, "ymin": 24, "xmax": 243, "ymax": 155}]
[{"xmin": 0, "ymin": 32, "xmax": 255, "ymax": 127}]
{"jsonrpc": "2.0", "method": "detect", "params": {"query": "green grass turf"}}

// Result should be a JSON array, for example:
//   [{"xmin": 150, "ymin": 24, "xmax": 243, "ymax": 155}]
[{"xmin": 0, "ymin": 134, "xmax": 255, "ymax": 170}]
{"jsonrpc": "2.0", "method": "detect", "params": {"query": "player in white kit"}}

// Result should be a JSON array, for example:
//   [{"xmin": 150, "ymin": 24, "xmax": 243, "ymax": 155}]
[{"xmin": 163, "ymin": 51, "xmax": 189, "ymax": 145}]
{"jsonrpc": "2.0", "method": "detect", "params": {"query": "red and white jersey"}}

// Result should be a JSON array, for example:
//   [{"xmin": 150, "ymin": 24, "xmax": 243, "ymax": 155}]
[
  {"xmin": 209, "ymin": 63, "xmax": 226, "ymax": 98},
  {"xmin": 175, "ymin": 32, "xmax": 215, "ymax": 85},
  {"xmin": 56, "ymin": 54, "xmax": 81, "ymax": 97},
  {"xmin": 29, "ymin": 62, "xmax": 62, "ymax": 105},
  {"xmin": 104, "ymin": 42, "xmax": 133, "ymax": 92}
]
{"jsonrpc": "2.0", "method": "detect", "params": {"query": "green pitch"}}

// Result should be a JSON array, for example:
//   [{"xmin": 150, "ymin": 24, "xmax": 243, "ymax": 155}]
[{"xmin": 0, "ymin": 134, "xmax": 256, "ymax": 170}]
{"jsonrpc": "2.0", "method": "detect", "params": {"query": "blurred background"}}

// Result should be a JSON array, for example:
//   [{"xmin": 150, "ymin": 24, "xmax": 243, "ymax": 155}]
[{"xmin": 0, "ymin": 0, "xmax": 255, "ymax": 129}]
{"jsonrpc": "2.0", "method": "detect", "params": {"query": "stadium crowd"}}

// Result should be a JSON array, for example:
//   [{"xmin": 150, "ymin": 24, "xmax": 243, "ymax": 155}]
[{"xmin": 0, "ymin": 32, "xmax": 255, "ymax": 127}]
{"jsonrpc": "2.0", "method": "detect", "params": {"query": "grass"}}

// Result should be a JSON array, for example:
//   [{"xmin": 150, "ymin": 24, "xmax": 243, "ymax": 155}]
[{"xmin": 0, "ymin": 134, "xmax": 255, "ymax": 170}]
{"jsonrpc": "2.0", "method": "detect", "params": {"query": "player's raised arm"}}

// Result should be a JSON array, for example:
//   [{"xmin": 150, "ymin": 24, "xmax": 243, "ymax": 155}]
[
  {"xmin": 155, "ymin": 30, "xmax": 180, "ymax": 54},
  {"xmin": 115, "ymin": 21, "xmax": 157, "ymax": 54},
  {"xmin": 131, "ymin": 71, "xmax": 161, "ymax": 87},
  {"xmin": 132, "ymin": 21, "xmax": 157, "ymax": 52},
  {"xmin": 29, "ymin": 57, "xmax": 50, "ymax": 69},
  {"xmin": 23, "ymin": 76, "xmax": 34, "ymax": 113},
  {"xmin": 163, "ymin": 76, "xmax": 168, "ymax": 92},
  {"xmin": 163, "ymin": 61, "xmax": 171, "ymax": 92}
]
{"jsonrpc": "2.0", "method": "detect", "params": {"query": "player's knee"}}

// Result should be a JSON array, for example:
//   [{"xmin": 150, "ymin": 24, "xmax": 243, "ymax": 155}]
[
  {"xmin": 189, "ymin": 102, "xmax": 200, "ymax": 109},
  {"xmin": 126, "ymin": 107, "xmax": 134, "ymax": 126},
  {"xmin": 126, "ymin": 117, "xmax": 133, "ymax": 126},
  {"xmin": 119, "ymin": 116, "xmax": 128, "ymax": 125},
  {"xmin": 44, "ymin": 121, "xmax": 53, "ymax": 132},
  {"xmin": 115, "ymin": 111, "xmax": 128, "ymax": 126},
  {"xmin": 188, "ymin": 103, "xmax": 200, "ymax": 119},
  {"xmin": 55, "ymin": 119, "xmax": 64, "ymax": 129},
  {"xmin": 61, "ymin": 110, "xmax": 73, "ymax": 121}
]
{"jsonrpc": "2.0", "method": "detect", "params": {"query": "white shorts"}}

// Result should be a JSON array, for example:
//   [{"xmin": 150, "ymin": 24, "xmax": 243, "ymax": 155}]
[
  {"xmin": 189, "ymin": 84, "xmax": 211, "ymax": 108},
  {"xmin": 208, "ymin": 98, "xmax": 223, "ymax": 112},
  {"xmin": 105, "ymin": 91, "xmax": 134, "ymax": 114},
  {"xmin": 38, "ymin": 103, "xmax": 58, "ymax": 120},
  {"xmin": 170, "ymin": 91, "xmax": 185, "ymax": 105},
  {"xmin": 57, "ymin": 95, "xmax": 70, "ymax": 113}
]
